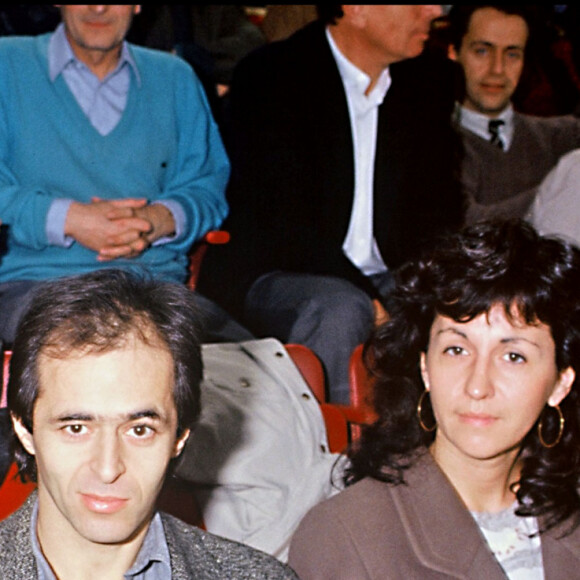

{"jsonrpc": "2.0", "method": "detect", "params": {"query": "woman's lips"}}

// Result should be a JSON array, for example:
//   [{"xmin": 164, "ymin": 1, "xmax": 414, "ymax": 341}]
[{"xmin": 458, "ymin": 413, "xmax": 497, "ymax": 427}]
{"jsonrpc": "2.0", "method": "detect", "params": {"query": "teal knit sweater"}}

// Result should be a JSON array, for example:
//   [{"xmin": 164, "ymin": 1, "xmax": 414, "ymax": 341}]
[{"xmin": 0, "ymin": 34, "xmax": 229, "ymax": 283}]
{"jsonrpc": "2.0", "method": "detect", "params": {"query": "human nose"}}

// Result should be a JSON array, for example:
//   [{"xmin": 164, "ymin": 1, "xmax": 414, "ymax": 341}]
[
  {"xmin": 88, "ymin": 5, "xmax": 107, "ymax": 15},
  {"xmin": 90, "ymin": 431, "xmax": 126, "ymax": 483},
  {"xmin": 464, "ymin": 356, "xmax": 494, "ymax": 400},
  {"xmin": 489, "ymin": 49, "xmax": 505, "ymax": 75}
]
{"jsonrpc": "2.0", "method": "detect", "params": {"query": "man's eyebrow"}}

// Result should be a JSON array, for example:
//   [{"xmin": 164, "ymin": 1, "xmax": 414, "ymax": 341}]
[
  {"xmin": 53, "ymin": 413, "xmax": 93, "ymax": 423},
  {"xmin": 52, "ymin": 409, "xmax": 165, "ymax": 423},
  {"xmin": 128, "ymin": 410, "xmax": 164, "ymax": 422},
  {"xmin": 469, "ymin": 40, "xmax": 525, "ymax": 51},
  {"xmin": 470, "ymin": 40, "xmax": 494, "ymax": 48}
]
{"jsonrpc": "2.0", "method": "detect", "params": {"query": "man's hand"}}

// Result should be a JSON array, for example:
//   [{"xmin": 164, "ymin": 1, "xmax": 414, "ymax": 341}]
[
  {"xmin": 134, "ymin": 203, "xmax": 176, "ymax": 244},
  {"xmin": 65, "ymin": 198, "xmax": 152, "ymax": 260},
  {"xmin": 96, "ymin": 201, "xmax": 176, "ymax": 261},
  {"xmin": 372, "ymin": 299, "xmax": 389, "ymax": 327}
]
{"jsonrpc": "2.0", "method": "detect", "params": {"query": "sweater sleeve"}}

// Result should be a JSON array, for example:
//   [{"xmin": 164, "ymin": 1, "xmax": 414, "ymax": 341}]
[
  {"xmin": 0, "ymin": 105, "xmax": 54, "ymax": 249},
  {"xmin": 154, "ymin": 61, "xmax": 230, "ymax": 252},
  {"xmin": 0, "ymin": 37, "xmax": 63, "ymax": 249}
]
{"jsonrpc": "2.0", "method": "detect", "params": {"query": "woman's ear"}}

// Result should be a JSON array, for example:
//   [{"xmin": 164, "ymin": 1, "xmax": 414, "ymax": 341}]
[
  {"xmin": 420, "ymin": 352, "xmax": 430, "ymax": 391},
  {"xmin": 548, "ymin": 366, "xmax": 575, "ymax": 407}
]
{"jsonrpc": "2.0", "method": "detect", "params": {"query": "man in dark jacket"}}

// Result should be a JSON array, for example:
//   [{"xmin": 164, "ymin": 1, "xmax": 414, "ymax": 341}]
[{"xmin": 200, "ymin": 5, "xmax": 464, "ymax": 403}]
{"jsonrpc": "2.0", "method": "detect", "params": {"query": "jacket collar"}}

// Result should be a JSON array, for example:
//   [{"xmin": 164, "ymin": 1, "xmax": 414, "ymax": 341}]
[
  {"xmin": 389, "ymin": 452, "xmax": 509, "ymax": 578},
  {"xmin": 0, "ymin": 492, "xmax": 38, "ymax": 578},
  {"xmin": 390, "ymin": 451, "xmax": 580, "ymax": 578}
]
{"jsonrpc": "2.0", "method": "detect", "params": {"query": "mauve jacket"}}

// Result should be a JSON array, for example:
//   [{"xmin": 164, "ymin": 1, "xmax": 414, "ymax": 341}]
[{"xmin": 289, "ymin": 452, "xmax": 580, "ymax": 579}]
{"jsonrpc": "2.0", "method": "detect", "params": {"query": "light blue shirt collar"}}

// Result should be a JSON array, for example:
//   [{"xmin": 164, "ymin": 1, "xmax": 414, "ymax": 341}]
[
  {"xmin": 455, "ymin": 102, "xmax": 514, "ymax": 150},
  {"xmin": 30, "ymin": 499, "xmax": 171, "ymax": 579},
  {"xmin": 48, "ymin": 22, "xmax": 141, "ymax": 86},
  {"xmin": 125, "ymin": 512, "xmax": 172, "ymax": 578}
]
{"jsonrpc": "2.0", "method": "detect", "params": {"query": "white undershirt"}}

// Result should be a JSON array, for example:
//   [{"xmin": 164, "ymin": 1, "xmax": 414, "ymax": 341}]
[
  {"xmin": 471, "ymin": 503, "xmax": 544, "ymax": 580},
  {"xmin": 326, "ymin": 27, "xmax": 391, "ymax": 276}
]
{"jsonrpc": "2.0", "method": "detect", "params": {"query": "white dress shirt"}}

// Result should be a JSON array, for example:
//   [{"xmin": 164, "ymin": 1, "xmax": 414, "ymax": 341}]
[
  {"xmin": 456, "ymin": 102, "xmax": 515, "ymax": 151},
  {"xmin": 326, "ymin": 27, "xmax": 391, "ymax": 276}
]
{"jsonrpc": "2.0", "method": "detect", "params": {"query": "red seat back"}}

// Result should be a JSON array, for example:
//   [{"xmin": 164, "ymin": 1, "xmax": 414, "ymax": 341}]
[{"xmin": 0, "ymin": 463, "xmax": 36, "ymax": 521}]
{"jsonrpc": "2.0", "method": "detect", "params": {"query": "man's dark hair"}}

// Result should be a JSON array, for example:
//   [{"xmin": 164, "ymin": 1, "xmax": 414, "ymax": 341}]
[
  {"xmin": 347, "ymin": 220, "xmax": 580, "ymax": 534},
  {"xmin": 7, "ymin": 269, "xmax": 203, "ymax": 482},
  {"xmin": 447, "ymin": 5, "xmax": 536, "ymax": 53},
  {"xmin": 315, "ymin": 5, "xmax": 343, "ymax": 25}
]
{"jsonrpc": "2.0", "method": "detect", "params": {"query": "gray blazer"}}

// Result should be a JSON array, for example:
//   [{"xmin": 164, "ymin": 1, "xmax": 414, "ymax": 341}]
[
  {"xmin": 0, "ymin": 494, "xmax": 298, "ymax": 579},
  {"xmin": 289, "ymin": 452, "xmax": 580, "ymax": 579}
]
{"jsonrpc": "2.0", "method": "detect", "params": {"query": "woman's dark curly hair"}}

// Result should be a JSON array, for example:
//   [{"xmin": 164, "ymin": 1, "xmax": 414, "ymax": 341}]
[{"xmin": 346, "ymin": 219, "xmax": 580, "ymax": 533}]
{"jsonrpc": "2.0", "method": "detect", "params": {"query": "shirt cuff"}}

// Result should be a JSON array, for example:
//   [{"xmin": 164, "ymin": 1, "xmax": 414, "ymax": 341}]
[
  {"xmin": 46, "ymin": 198, "xmax": 75, "ymax": 247},
  {"xmin": 151, "ymin": 200, "xmax": 185, "ymax": 246}
]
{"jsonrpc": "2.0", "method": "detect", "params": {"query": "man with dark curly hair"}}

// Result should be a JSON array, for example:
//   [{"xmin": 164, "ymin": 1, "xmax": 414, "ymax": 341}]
[{"xmin": 201, "ymin": 5, "xmax": 464, "ymax": 403}]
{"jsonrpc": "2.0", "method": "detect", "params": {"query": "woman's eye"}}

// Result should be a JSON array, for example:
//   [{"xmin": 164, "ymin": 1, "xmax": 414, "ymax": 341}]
[
  {"xmin": 444, "ymin": 346, "xmax": 465, "ymax": 356},
  {"xmin": 504, "ymin": 352, "xmax": 526, "ymax": 364}
]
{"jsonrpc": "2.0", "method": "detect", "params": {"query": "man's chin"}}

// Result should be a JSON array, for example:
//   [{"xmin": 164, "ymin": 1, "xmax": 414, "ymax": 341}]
[
  {"xmin": 75, "ymin": 515, "xmax": 149, "ymax": 547},
  {"xmin": 466, "ymin": 98, "xmax": 510, "ymax": 117}
]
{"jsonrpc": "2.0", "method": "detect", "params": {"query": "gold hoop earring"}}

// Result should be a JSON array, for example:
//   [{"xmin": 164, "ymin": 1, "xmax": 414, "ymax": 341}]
[
  {"xmin": 537, "ymin": 404, "xmax": 564, "ymax": 448},
  {"xmin": 417, "ymin": 390, "xmax": 437, "ymax": 432}
]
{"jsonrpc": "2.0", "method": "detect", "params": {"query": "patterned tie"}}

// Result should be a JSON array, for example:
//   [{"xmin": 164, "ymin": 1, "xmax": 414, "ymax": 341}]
[{"xmin": 488, "ymin": 119, "xmax": 505, "ymax": 149}]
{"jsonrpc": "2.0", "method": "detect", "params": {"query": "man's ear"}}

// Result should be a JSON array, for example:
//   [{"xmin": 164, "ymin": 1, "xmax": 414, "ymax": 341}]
[
  {"xmin": 341, "ymin": 5, "xmax": 368, "ymax": 28},
  {"xmin": 448, "ymin": 44, "xmax": 458, "ymax": 61},
  {"xmin": 11, "ymin": 414, "xmax": 36, "ymax": 456},
  {"xmin": 172, "ymin": 429, "xmax": 190, "ymax": 458}
]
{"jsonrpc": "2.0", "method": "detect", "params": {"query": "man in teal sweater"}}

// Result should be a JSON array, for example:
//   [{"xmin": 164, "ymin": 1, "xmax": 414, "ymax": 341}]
[{"xmin": 0, "ymin": 5, "xmax": 235, "ymax": 343}]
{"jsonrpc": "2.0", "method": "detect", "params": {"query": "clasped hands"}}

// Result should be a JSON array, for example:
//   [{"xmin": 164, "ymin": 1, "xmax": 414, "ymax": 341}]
[{"xmin": 64, "ymin": 197, "xmax": 175, "ymax": 261}]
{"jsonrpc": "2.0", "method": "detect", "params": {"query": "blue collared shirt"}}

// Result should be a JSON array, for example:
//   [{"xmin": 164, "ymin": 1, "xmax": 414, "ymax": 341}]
[
  {"xmin": 49, "ymin": 22, "xmax": 141, "ymax": 136},
  {"xmin": 46, "ymin": 23, "xmax": 183, "ymax": 247},
  {"xmin": 30, "ymin": 500, "xmax": 172, "ymax": 579}
]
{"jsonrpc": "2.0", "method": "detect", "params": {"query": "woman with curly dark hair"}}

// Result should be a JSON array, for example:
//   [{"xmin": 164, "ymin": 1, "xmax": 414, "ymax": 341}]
[{"xmin": 289, "ymin": 220, "xmax": 580, "ymax": 579}]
